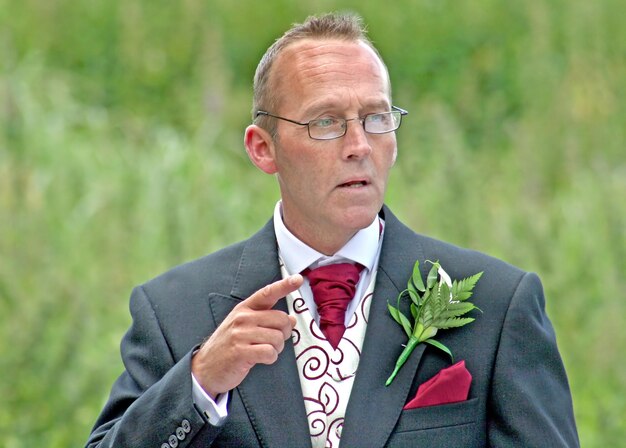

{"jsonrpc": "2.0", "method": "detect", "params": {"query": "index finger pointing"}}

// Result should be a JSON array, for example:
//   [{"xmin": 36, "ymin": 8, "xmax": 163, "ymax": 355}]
[{"xmin": 245, "ymin": 274, "xmax": 303, "ymax": 311}]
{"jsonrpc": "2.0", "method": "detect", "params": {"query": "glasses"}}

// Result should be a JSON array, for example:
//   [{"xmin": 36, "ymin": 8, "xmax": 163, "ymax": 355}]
[{"xmin": 255, "ymin": 106, "xmax": 408, "ymax": 140}]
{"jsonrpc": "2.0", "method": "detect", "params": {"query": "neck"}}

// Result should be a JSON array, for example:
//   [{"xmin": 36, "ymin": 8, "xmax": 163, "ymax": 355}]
[
  {"xmin": 280, "ymin": 217, "xmax": 356, "ymax": 256},
  {"xmin": 290, "ymin": 225, "xmax": 356, "ymax": 256}
]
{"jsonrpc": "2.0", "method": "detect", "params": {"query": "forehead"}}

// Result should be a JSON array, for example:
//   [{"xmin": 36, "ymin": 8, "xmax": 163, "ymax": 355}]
[{"xmin": 272, "ymin": 39, "xmax": 390, "ymax": 112}]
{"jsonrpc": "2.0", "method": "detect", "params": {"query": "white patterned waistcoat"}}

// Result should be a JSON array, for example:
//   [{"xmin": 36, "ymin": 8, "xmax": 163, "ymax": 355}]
[{"xmin": 281, "ymin": 264, "xmax": 377, "ymax": 448}]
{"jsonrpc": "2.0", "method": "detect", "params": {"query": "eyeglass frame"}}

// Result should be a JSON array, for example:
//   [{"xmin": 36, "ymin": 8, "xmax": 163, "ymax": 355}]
[{"xmin": 254, "ymin": 105, "xmax": 408, "ymax": 140}]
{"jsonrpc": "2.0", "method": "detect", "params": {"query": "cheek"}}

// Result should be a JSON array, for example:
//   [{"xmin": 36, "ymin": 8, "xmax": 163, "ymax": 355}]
[
  {"xmin": 376, "ymin": 136, "xmax": 398, "ymax": 169},
  {"xmin": 380, "ymin": 142, "xmax": 398, "ymax": 170},
  {"xmin": 277, "ymin": 156, "xmax": 315, "ymax": 192},
  {"xmin": 390, "ymin": 134, "xmax": 398, "ymax": 163}
]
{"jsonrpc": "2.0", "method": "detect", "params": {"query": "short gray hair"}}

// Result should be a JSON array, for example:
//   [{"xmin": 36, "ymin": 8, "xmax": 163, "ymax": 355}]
[{"xmin": 252, "ymin": 12, "xmax": 386, "ymax": 135}]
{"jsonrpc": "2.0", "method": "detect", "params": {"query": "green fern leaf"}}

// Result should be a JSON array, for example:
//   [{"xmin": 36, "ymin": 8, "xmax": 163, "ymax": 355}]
[
  {"xmin": 438, "ymin": 317, "xmax": 475, "ymax": 329},
  {"xmin": 455, "ymin": 272, "xmax": 483, "ymax": 294},
  {"xmin": 439, "ymin": 302, "xmax": 476, "ymax": 319},
  {"xmin": 454, "ymin": 291, "xmax": 474, "ymax": 301}
]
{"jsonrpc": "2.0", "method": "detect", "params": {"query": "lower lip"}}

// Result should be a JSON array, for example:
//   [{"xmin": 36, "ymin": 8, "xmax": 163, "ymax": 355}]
[
  {"xmin": 338, "ymin": 183, "xmax": 370, "ymax": 191},
  {"xmin": 344, "ymin": 183, "xmax": 364, "ymax": 187}
]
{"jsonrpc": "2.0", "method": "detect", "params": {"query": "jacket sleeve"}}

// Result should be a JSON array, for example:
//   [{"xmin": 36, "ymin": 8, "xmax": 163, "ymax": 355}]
[
  {"xmin": 86, "ymin": 285, "xmax": 223, "ymax": 448},
  {"xmin": 488, "ymin": 272, "xmax": 579, "ymax": 447}
]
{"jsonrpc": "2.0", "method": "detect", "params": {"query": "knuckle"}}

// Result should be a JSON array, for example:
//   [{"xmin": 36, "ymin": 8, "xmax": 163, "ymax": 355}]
[
  {"xmin": 230, "ymin": 326, "xmax": 245, "ymax": 342},
  {"xmin": 230, "ymin": 310, "xmax": 253, "ymax": 328},
  {"xmin": 271, "ymin": 330, "xmax": 286, "ymax": 351},
  {"xmin": 263, "ymin": 348, "xmax": 279, "ymax": 364},
  {"xmin": 225, "ymin": 323, "xmax": 251, "ymax": 346},
  {"xmin": 253, "ymin": 344, "xmax": 278, "ymax": 365},
  {"xmin": 230, "ymin": 312, "xmax": 245, "ymax": 325}
]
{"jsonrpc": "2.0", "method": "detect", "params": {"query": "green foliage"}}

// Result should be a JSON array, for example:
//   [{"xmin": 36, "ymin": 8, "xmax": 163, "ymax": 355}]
[
  {"xmin": 1, "ymin": 0, "xmax": 625, "ymax": 446},
  {"xmin": 386, "ymin": 261, "xmax": 481, "ymax": 385}
]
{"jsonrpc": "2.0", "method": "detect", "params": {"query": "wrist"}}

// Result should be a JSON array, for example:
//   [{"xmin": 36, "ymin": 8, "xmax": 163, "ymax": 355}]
[{"xmin": 191, "ymin": 351, "xmax": 220, "ymax": 400}]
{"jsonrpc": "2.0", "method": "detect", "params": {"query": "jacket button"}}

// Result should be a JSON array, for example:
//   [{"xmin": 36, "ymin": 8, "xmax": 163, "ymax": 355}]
[
  {"xmin": 161, "ymin": 444, "xmax": 170, "ymax": 448},
  {"xmin": 168, "ymin": 434, "xmax": 179, "ymax": 448},
  {"xmin": 176, "ymin": 427, "xmax": 186, "ymax": 440},
  {"xmin": 181, "ymin": 419, "xmax": 191, "ymax": 433}
]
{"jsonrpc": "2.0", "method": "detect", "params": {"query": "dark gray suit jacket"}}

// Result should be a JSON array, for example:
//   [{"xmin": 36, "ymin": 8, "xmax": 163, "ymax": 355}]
[{"xmin": 87, "ymin": 207, "xmax": 579, "ymax": 447}]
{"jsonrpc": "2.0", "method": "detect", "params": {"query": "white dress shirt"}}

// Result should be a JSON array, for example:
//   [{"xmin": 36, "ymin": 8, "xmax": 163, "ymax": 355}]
[
  {"xmin": 192, "ymin": 201, "xmax": 384, "ymax": 425},
  {"xmin": 274, "ymin": 201, "xmax": 384, "ymax": 325}
]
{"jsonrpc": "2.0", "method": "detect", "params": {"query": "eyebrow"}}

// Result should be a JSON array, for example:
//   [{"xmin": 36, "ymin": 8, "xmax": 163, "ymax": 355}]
[{"xmin": 303, "ymin": 98, "xmax": 391, "ymax": 118}]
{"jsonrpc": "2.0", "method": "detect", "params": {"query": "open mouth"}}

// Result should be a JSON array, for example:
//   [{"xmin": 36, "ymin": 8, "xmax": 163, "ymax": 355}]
[{"xmin": 339, "ymin": 180, "xmax": 368, "ymax": 188}]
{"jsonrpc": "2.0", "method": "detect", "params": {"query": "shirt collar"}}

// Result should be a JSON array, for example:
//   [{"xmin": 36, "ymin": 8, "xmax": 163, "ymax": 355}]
[{"xmin": 273, "ymin": 201, "xmax": 381, "ymax": 275}]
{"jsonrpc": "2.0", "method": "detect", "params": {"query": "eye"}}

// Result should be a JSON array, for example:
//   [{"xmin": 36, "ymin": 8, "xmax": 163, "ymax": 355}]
[
  {"xmin": 311, "ymin": 117, "xmax": 339, "ymax": 129},
  {"xmin": 367, "ymin": 113, "xmax": 391, "ymax": 124}
]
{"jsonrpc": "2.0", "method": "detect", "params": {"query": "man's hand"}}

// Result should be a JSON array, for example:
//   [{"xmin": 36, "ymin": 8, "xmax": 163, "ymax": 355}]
[{"xmin": 191, "ymin": 274, "xmax": 303, "ymax": 399}]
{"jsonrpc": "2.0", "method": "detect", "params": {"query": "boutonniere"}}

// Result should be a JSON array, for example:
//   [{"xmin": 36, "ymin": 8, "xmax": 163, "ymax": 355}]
[{"xmin": 386, "ymin": 260, "xmax": 482, "ymax": 386}]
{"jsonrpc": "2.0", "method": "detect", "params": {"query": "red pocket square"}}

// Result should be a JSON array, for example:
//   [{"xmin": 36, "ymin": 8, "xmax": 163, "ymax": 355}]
[{"xmin": 403, "ymin": 360, "xmax": 472, "ymax": 410}]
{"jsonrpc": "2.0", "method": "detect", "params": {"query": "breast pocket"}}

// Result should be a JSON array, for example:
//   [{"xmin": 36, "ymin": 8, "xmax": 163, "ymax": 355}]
[{"xmin": 386, "ymin": 398, "xmax": 482, "ymax": 447}]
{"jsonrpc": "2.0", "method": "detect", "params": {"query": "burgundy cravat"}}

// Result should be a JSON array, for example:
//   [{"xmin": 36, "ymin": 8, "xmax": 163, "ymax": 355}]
[{"xmin": 303, "ymin": 263, "xmax": 363, "ymax": 349}]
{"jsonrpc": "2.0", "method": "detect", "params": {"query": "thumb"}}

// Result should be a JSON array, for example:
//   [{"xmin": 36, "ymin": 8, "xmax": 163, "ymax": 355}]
[{"xmin": 244, "ymin": 274, "xmax": 303, "ymax": 311}]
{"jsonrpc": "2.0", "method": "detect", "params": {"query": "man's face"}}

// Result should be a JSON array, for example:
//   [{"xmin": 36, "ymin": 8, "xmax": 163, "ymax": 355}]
[{"xmin": 264, "ymin": 39, "xmax": 397, "ymax": 253}]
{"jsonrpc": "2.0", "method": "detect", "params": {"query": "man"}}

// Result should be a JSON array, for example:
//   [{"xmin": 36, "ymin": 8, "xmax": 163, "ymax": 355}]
[{"xmin": 87, "ymin": 12, "xmax": 579, "ymax": 448}]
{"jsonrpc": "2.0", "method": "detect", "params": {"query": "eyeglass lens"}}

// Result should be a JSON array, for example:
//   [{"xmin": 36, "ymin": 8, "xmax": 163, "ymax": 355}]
[{"xmin": 309, "ymin": 111, "xmax": 401, "ymax": 140}]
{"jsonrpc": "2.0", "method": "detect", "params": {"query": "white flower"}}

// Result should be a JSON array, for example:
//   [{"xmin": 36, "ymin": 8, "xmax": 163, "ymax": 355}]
[
  {"xmin": 437, "ymin": 265, "xmax": 455, "ymax": 302},
  {"xmin": 438, "ymin": 265, "xmax": 452, "ymax": 288}
]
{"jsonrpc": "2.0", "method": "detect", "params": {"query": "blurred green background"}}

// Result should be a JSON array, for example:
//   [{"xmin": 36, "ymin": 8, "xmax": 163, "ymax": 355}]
[{"xmin": 1, "ymin": 0, "xmax": 624, "ymax": 446}]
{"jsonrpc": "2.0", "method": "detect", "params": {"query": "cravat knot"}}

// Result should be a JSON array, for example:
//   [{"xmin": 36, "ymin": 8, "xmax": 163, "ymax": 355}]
[{"xmin": 302, "ymin": 263, "xmax": 363, "ymax": 349}]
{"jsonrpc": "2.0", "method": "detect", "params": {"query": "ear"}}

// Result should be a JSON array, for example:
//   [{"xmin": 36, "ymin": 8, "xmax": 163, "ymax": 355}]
[{"xmin": 244, "ymin": 124, "xmax": 278, "ymax": 174}]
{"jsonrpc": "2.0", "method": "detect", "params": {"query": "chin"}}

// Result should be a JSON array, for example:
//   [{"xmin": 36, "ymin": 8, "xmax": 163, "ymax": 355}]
[{"xmin": 340, "ymin": 206, "xmax": 379, "ymax": 231}]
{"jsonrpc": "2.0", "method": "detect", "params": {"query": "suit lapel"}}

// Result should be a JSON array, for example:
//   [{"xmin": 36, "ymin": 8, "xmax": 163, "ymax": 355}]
[
  {"xmin": 208, "ymin": 220, "xmax": 311, "ymax": 448},
  {"xmin": 340, "ymin": 207, "xmax": 428, "ymax": 447}
]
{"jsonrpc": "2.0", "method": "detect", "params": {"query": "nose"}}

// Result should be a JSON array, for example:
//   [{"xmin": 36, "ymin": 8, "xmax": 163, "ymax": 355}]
[{"xmin": 342, "ymin": 118, "xmax": 372, "ymax": 159}]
